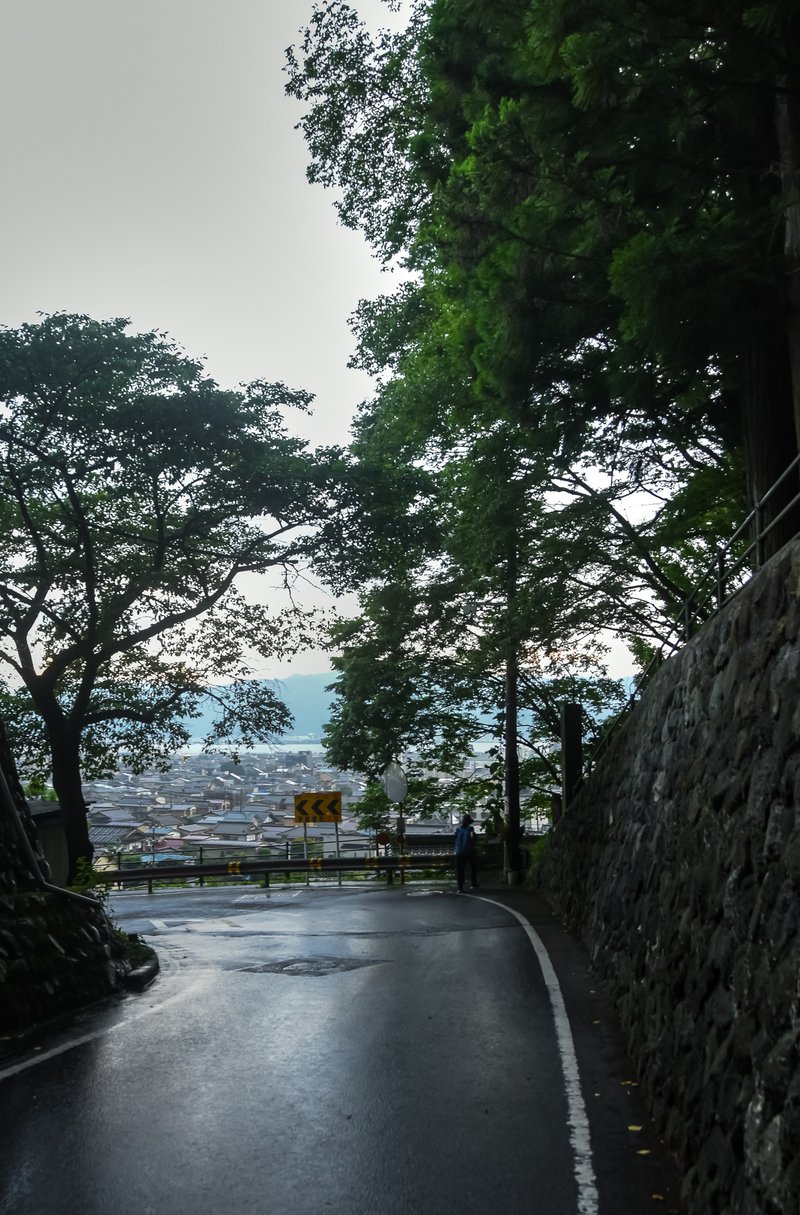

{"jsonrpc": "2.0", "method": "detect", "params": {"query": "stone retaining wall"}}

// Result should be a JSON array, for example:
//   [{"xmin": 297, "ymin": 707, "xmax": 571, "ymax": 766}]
[
  {"xmin": 537, "ymin": 539, "xmax": 800, "ymax": 1215},
  {"xmin": 0, "ymin": 726, "xmax": 128, "ymax": 1035}
]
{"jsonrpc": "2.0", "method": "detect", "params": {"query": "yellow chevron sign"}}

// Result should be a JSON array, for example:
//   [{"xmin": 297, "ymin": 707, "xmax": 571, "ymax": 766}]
[{"xmin": 294, "ymin": 792, "xmax": 342, "ymax": 823}]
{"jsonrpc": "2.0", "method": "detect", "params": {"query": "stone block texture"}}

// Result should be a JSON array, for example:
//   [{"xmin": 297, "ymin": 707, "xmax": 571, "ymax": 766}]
[
  {"xmin": 0, "ymin": 728, "xmax": 128, "ymax": 1034},
  {"xmin": 537, "ymin": 539, "xmax": 800, "ymax": 1215}
]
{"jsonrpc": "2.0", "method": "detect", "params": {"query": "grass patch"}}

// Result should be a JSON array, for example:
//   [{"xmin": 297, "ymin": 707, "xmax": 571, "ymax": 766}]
[{"xmin": 115, "ymin": 930, "xmax": 157, "ymax": 969}]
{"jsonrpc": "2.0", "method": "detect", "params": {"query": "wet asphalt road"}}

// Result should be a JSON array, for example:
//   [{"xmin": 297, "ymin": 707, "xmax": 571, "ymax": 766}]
[{"xmin": 0, "ymin": 882, "xmax": 684, "ymax": 1214}]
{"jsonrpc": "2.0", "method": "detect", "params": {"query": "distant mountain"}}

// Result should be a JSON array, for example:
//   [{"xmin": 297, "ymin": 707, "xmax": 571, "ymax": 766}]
[
  {"xmin": 186, "ymin": 673, "xmax": 336, "ymax": 743},
  {"xmin": 270, "ymin": 673, "xmax": 337, "ymax": 740},
  {"xmin": 184, "ymin": 670, "xmax": 636, "ymax": 746}
]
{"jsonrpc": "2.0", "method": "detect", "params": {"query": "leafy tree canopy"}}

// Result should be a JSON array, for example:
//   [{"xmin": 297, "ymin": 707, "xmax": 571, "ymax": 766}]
[
  {"xmin": 0, "ymin": 312, "xmax": 335, "ymax": 877},
  {"xmin": 289, "ymin": 0, "xmax": 800, "ymax": 499},
  {"xmin": 287, "ymin": 0, "xmax": 799, "ymax": 863}
]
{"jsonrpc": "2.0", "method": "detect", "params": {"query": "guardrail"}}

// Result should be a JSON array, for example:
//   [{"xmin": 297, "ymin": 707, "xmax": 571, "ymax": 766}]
[
  {"xmin": 589, "ymin": 453, "xmax": 800, "ymax": 769},
  {"xmin": 677, "ymin": 451, "xmax": 800, "ymax": 642},
  {"xmin": 103, "ymin": 852, "xmax": 460, "ymax": 893}
]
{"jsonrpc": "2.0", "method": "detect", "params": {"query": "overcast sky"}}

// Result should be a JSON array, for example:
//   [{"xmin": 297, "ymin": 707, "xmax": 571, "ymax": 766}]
[
  {"xmin": 0, "ymin": 0, "xmax": 404, "ymax": 677},
  {"xmin": 0, "ymin": 0, "xmax": 401, "ymax": 447}
]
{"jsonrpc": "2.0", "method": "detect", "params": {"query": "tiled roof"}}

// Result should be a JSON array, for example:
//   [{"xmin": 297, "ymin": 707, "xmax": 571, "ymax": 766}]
[{"xmin": 89, "ymin": 826, "xmax": 132, "ymax": 845}]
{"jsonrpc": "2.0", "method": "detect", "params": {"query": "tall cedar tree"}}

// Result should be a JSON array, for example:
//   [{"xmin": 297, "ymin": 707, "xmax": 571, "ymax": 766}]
[{"xmin": 288, "ymin": 0, "xmax": 800, "ymax": 536}]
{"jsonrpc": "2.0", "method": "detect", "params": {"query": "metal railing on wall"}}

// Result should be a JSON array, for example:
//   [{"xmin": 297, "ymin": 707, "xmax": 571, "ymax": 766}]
[
  {"xmin": 590, "ymin": 453, "xmax": 800, "ymax": 765},
  {"xmin": 680, "ymin": 452, "xmax": 800, "ymax": 639}
]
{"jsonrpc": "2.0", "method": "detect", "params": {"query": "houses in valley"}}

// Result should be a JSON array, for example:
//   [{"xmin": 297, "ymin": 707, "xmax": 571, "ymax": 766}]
[{"xmin": 84, "ymin": 750, "xmax": 475, "ymax": 869}]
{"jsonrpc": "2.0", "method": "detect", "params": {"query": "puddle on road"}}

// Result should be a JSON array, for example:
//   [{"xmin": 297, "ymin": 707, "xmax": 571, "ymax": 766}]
[
  {"xmin": 233, "ymin": 893, "xmax": 303, "ymax": 903},
  {"xmin": 240, "ymin": 956, "xmax": 384, "ymax": 977}
]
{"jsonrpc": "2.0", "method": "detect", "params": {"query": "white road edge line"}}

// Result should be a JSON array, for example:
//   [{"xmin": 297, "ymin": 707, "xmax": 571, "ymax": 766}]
[
  {"xmin": 474, "ymin": 895, "xmax": 599, "ymax": 1215},
  {"xmin": 0, "ymin": 975, "xmax": 207, "ymax": 1082}
]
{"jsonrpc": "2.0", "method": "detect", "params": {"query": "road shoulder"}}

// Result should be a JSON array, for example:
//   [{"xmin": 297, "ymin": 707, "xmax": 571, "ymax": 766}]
[{"xmin": 478, "ymin": 883, "xmax": 686, "ymax": 1215}]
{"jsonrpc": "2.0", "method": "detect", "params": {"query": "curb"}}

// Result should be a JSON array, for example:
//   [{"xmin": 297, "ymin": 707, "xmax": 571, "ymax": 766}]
[{"xmin": 123, "ymin": 952, "xmax": 160, "ymax": 992}]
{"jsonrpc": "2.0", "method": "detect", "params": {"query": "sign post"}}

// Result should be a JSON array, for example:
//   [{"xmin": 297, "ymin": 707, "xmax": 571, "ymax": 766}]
[
  {"xmin": 294, "ymin": 793, "xmax": 343, "ymax": 886},
  {"xmin": 335, "ymin": 818, "xmax": 342, "ymax": 887}
]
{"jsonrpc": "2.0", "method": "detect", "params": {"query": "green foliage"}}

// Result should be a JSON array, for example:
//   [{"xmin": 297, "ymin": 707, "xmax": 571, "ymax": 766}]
[
  {"xmin": 345, "ymin": 763, "xmax": 498, "ymax": 833},
  {"xmin": 291, "ymin": 0, "xmax": 762, "ymax": 651},
  {"xmin": 68, "ymin": 858, "xmax": 113, "ymax": 908},
  {"xmin": 285, "ymin": 0, "xmax": 430, "ymax": 261},
  {"xmin": 323, "ymin": 577, "xmax": 484, "ymax": 778},
  {"xmin": 346, "ymin": 780, "xmax": 393, "ymax": 832},
  {"xmin": 288, "ymin": 0, "xmax": 800, "ymax": 857},
  {"xmin": 289, "ymin": 0, "xmax": 799, "ymax": 492},
  {"xmin": 114, "ymin": 931, "xmax": 156, "ymax": 970},
  {"xmin": 22, "ymin": 776, "xmax": 57, "ymax": 801},
  {"xmin": 0, "ymin": 312, "xmax": 332, "ymax": 875},
  {"xmin": 524, "ymin": 832, "xmax": 551, "ymax": 881}
]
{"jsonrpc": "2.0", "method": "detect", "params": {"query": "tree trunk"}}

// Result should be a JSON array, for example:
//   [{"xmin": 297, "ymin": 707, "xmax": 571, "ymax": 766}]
[
  {"xmin": 733, "ymin": 65, "xmax": 800, "ymax": 559},
  {"xmin": 0, "ymin": 714, "xmax": 48, "ymax": 882},
  {"xmin": 739, "ymin": 315, "xmax": 799, "ymax": 559},
  {"xmin": 48, "ymin": 726, "xmax": 93, "ymax": 885},
  {"xmin": 502, "ymin": 521, "xmax": 523, "ymax": 883},
  {"xmin": 504, "ymin": 642, "xmax": 522, "ymax": 882},
  {"xmin": 776, "ymin": 59, "xmax": 800, "ymax": 451}
]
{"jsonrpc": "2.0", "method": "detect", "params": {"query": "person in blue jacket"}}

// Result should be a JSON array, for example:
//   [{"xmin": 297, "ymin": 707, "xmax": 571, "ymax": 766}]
[{"xmin": 454, "ymin": 813, "xmax": 479, "ymax": 892}]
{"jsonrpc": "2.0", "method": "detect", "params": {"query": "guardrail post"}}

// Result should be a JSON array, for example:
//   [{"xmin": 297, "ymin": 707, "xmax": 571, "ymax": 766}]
[
  {"xmin": 755, "ymin": 499, "xmax": 764, "ymax": 569},
  {"xmin": 199, "ymin": 846, "xmax": 204, "ymax": 887},
  {"xmin": 716, "ymin": 549, "xmax": 726, "ymax": 610}
]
